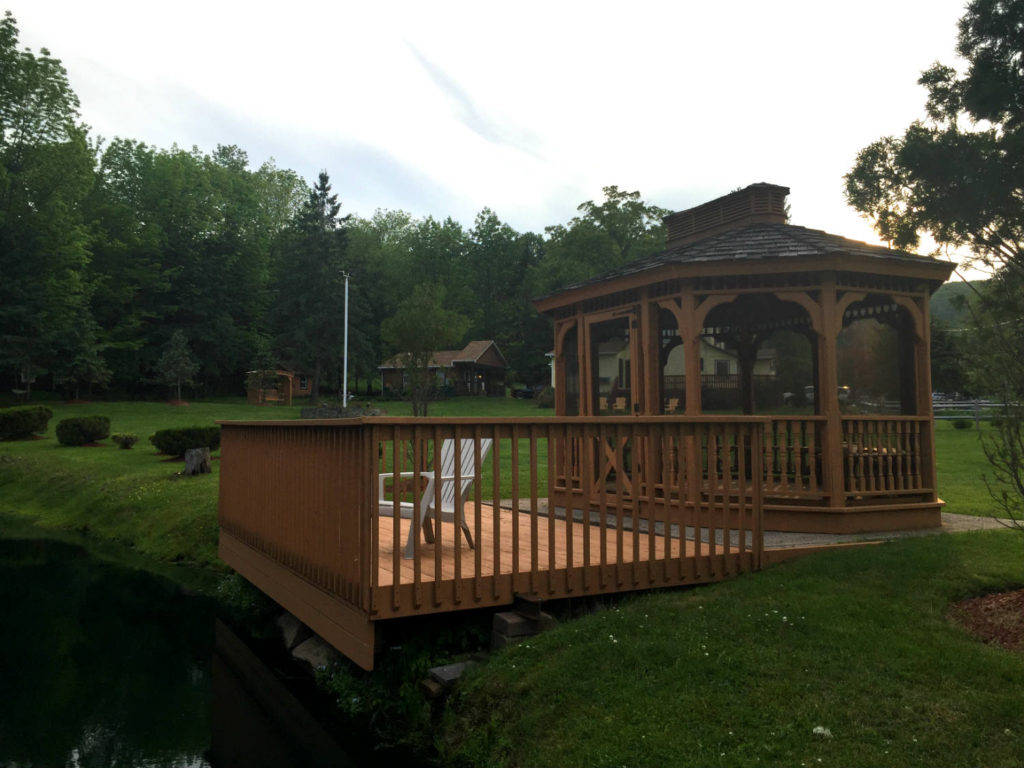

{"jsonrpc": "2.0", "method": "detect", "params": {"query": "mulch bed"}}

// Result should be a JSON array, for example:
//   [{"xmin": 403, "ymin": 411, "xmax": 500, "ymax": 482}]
[{"xmin": 950, "ymin": 588, "xmax": 1024, "ymax": 651}]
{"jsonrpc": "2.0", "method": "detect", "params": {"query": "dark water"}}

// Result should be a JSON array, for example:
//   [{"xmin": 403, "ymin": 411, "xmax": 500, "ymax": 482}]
[{"xmin": 0, "ymin": 539, "xmax": 355, "ymax": 768}]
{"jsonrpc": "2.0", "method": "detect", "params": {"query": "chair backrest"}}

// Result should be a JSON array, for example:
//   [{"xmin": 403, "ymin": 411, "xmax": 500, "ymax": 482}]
[{"xmin": 435, "ymin": 437, "xmax": 494, "ymax": 512}]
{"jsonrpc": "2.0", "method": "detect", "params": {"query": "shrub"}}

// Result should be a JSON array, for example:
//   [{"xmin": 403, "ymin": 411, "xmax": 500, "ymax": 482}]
[
  {"xmin": 56, "ymin": 416, "xmax": 111, "ymax": 446},
  {"xmin": 111, "ymin": 433, "xmax": 139, "ymax": 450},
  {"xmin": 0, "ymin": 406, "xmax": 53, "ymax": 439},
  {"xmin": 149, "ymin": 426, "xmax": 221, "ymax": 457},
  {"xmin": 952, "ymin": 418, "xmax": 975, "ymax": 431}
]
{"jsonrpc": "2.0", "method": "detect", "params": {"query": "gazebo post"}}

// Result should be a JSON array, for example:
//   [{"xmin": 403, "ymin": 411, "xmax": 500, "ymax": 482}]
[
  {"xmin": 641, "ymin": 293, "xmax": 659, "ymax": 414},
  {"xmin": 819, "ymin": 279, "xmax": 846, "ymax": 509},
  {"xmin": 680, "ymin": 290, "xmax": 702, "ymax": 416},
  {"xmin": 735, "ymin": 333, "xmax": 758, "ymax": 415}
]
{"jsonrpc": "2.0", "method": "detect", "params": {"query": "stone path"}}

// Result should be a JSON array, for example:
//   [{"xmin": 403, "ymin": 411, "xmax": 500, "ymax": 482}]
[
  {"xmin": 764, "ymin": 512, "xmax": 1014, "ymax": 550},
  {"xmin": 499, "ymin": 499, "xmax": 1014, "ymax": 551}
]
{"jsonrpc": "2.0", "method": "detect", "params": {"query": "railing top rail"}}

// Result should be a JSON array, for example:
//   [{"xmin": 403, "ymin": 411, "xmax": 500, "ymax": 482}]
[
  {"xmin": 218, "ymin": 415, "xmax": 775, "ymax": 428},
  {"xmin": 839, "ymin": 415, "xmax": 931, "ymax": 422}
]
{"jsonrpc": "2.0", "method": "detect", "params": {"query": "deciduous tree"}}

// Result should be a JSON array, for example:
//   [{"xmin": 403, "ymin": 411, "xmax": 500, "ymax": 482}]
[
  {"xmin": 844, "ymin": 0, "xmax": 1024, "ymax": 530},
  {"xmin": 156, "ymin": 330, "xmax": 199, "ymax": 402},
  {"xmin": 0, "ymin": 12, "xmax": 97, "ymax": 398},
  {"xmin": 381, "ymin": 284, "xmax": 469, "ymax": 416}
]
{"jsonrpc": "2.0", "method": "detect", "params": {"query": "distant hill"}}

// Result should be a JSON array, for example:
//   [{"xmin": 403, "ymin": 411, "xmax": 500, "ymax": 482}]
[{"xmin": 930, "ymin": 280, "xmax": 986, "ymax": 328}]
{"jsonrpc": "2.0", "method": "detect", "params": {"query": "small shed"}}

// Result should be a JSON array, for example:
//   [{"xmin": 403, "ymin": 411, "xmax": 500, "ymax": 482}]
[
  {"xmin": 379, "ymin": 340, "xmax": 507, "ymax": 397},
  {"xmin": 245, "ymin": 368, "xmax": 312, "ymax": 406}
]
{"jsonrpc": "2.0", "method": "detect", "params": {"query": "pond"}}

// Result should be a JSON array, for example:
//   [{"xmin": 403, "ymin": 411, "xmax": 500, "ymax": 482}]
[{"xmin": 0, "ymin": 538, "xmax": 359, "ymax": 768}]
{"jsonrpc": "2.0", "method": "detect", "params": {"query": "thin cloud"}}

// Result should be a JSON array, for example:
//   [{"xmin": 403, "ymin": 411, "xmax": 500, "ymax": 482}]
[{"xmin": 406, "ymin": 42, "xmax": 545, "ymax": 162}]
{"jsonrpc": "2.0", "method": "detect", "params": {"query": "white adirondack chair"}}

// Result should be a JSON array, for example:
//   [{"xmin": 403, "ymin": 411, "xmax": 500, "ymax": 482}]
[{"xmin": 378, "ymin": 437, "xmax": 494, "ymax": 559}]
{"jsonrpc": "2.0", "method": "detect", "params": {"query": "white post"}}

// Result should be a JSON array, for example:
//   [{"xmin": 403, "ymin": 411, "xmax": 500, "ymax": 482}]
[{"xmin": 342, "ymin": 271, "xmax": 350, "ymax": 409}]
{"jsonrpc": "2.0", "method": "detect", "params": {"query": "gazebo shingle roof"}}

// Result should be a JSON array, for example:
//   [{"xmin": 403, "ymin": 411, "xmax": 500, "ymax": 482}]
[{"xmin": 545, "ymin": 222, "xmax": 949, "ymax": 299}]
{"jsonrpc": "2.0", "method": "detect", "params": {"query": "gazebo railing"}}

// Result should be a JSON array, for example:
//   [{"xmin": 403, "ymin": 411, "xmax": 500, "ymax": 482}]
[{"xmin": 841, "ymin": 415, "xmax": 928, "ymax": 495}]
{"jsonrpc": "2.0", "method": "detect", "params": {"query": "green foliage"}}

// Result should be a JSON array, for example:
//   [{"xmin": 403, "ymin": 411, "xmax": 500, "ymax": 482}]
[
  {"xmin": 844, "ymin": 1, "xmax": 1023, "ymax": 263},
  {"xmin": 952, "ymin": 418, "xmax": 975, "ymax": 430},
  {"xmin": 845, "ymin": 0, "xmax": 1024, "ymax": 528},
  {"xmin": 56, "ymin": 416, "xmax": 111, "ymax": 446},
  {"xmin": 155, "ymin": 331, "xmax": 200, "ymax": 401},
  {"xmin": 0, "ymin": 405, "xmax": 53, "ymax": 439},
  {"xmin": 111, "ymin": 433, "xmax": 139, "ymax": 449},
  {"xmin": 381, "ymin": 284, "xmax": 470, "ymax": 416},
  {"xmin": 149, "ymin": 426, "xmax": 221, "ymax": 457},
  {"xmin": 0, "ymin": 400, "xmax": 303, "ymax": 567},
  {"xmin": 0, "ymin": 12, "xmax": 97, "ymax": 399},
  {"xmin": 269, "ymin": 171, "xmax": 361, "ymax": 402},
  {"xmin": 317, "ymin": 613, "xmax": 491, "ymax": 751}
]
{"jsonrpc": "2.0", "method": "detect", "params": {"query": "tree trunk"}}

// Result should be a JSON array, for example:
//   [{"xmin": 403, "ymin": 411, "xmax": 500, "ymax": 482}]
[
  {"xmin": 311, "ymin": 360, "xmax": 321, "ymax": 404},
  {"xmin": 184, "ymin": 447, "xmax": 212, "ymax": 475}
]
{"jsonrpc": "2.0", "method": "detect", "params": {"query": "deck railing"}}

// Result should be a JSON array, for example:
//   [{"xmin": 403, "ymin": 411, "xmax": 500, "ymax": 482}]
[{"xmin": 219, "ymin": 417, "xmax": 767, "ymax": 621}]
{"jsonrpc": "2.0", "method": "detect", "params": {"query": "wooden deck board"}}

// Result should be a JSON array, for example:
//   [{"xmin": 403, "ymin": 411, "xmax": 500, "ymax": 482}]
[{"xmin": 375, "ymin": 504, "xmax": 724, "ymax": 588}]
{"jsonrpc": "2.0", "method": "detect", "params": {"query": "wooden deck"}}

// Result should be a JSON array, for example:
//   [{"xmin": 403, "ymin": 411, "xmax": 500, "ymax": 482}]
[
  {"xmin": 218, "ymin": 416, "xmax": 770, "ymax": 668},
  {"xmin": 376, "ymin": 504, "xmax": 712, "ymax": 587}
]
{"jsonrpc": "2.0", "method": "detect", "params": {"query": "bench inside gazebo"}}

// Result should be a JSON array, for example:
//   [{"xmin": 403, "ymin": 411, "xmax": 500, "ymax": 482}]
[{"xmin": 217, "ymin": 183, "xmax": 953, "ymax": 669}]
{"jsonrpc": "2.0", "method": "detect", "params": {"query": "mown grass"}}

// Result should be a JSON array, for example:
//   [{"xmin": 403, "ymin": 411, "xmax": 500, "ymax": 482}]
[
  {"xmin": 0, "ymin": 402, "xmax": 1005, "ymax": 570},
  {"xmin": 441, "ymin": 530, "xmax": 1024, "ymax": 768},
  {"xmin": 934, "ymin": 419, "xmax": 1003, "ymax": 517},
  {"xmin": 0, "ymin": 400, "xmax": 295, "ymax": 567},
  {"xmin": 0, "ymin": 397, "xmax": 550, "ymax": 567}
]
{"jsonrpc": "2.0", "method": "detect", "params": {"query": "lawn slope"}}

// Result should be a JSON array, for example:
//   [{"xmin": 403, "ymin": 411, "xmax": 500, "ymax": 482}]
[{"xmin": 442, "ymin": 531, "xmax": 1024, "ymax": 768}]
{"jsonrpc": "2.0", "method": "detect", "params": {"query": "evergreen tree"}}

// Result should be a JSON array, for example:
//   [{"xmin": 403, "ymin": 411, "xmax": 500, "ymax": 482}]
[{"xmin": 270, "ymin": 171, "xmax": 361, "ymax": 401}]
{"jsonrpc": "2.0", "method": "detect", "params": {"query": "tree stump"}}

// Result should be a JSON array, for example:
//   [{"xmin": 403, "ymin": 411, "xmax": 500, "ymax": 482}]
[{"xmin": 184, "ymin": 447, "xmax": 211, "ymax": 476}]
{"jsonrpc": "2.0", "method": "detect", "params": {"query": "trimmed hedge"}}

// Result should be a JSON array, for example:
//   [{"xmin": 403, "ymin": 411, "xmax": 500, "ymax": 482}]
[
  {"xmin": 0, "ymin": 406, "xmax": 53, "ymax": 440},
  {"xmin": 149, "ymin": 426, "xmax": 221, "ymax": 457},
  {"xmin": 56, "ymin": 416, "xmax": 111, "ymax": 446},
  {"xmin": 111, "ymin": 433, "xmax": 139, "ymax": 450}
]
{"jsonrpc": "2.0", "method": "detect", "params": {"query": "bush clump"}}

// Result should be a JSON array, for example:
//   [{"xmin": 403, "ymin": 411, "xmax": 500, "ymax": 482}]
[
  {"xmin": 111, "ymin": 433, "xmax": 139, "ymax": 450},
  {"xmin": 0, "ymin": 406, "xmax": 53, "ymax": 440},
  {"xmin": 56, "ymin": 416, "xmax": 111, "ymax": 446},
  {"xmin": 149, "ymin": 426, "xmax": 221, "ymax": 457},
  {"xmin": 952, "ymin": 418, "xmax": 975, "ymax": 431}
]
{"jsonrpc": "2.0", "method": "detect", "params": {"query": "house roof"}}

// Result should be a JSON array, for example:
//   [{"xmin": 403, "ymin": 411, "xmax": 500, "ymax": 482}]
[
  {"xmin": 541, "ymin": 222, "xmax": 952, "ymax": 301},
  {"xmin": 379, "ymin": 340, "xmax": 507, "ymax": 370}
]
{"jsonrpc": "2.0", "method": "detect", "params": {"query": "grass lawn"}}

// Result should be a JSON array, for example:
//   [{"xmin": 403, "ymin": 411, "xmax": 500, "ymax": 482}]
[
  {"xmin": 0, "ymin": 402, "xmax": 1006, "ymax": 570},
  {"xmin": 441, "ymin": 530, "xmax": 1024, "ymax": 768},
  {"xmin": 2, "ymin": 399, "xmax": 1022, "ymax": 765},
  {"xmin": 934, "ymin": 419, "xmax": 1003, "ymax": 517},
  {"xmin": 0, "ymin": 397, "xmax": 549, "ymax": 568}
]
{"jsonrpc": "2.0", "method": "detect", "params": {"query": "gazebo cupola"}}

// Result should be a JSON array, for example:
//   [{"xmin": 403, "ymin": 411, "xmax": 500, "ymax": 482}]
[{"xmin": 535, "ymin": 183, "xmax": 955, "ymax": 534}]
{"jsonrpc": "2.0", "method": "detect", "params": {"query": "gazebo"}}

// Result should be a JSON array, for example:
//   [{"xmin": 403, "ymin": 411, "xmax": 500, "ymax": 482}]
[{"xmin": 535, "ymin": 183, "xmax": 955, "ymax": 533}]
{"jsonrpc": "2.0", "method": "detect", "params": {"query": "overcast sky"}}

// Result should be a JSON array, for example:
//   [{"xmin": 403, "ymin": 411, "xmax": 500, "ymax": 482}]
[{"xmin": 11, "ymin": 0, "xmax": 970, "ymax": 256}]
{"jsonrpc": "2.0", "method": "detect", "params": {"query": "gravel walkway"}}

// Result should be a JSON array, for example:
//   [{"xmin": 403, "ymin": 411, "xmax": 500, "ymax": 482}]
[{"xmin": 499, "ymin": 499, "xmax": 1014, "ymax": 550}]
